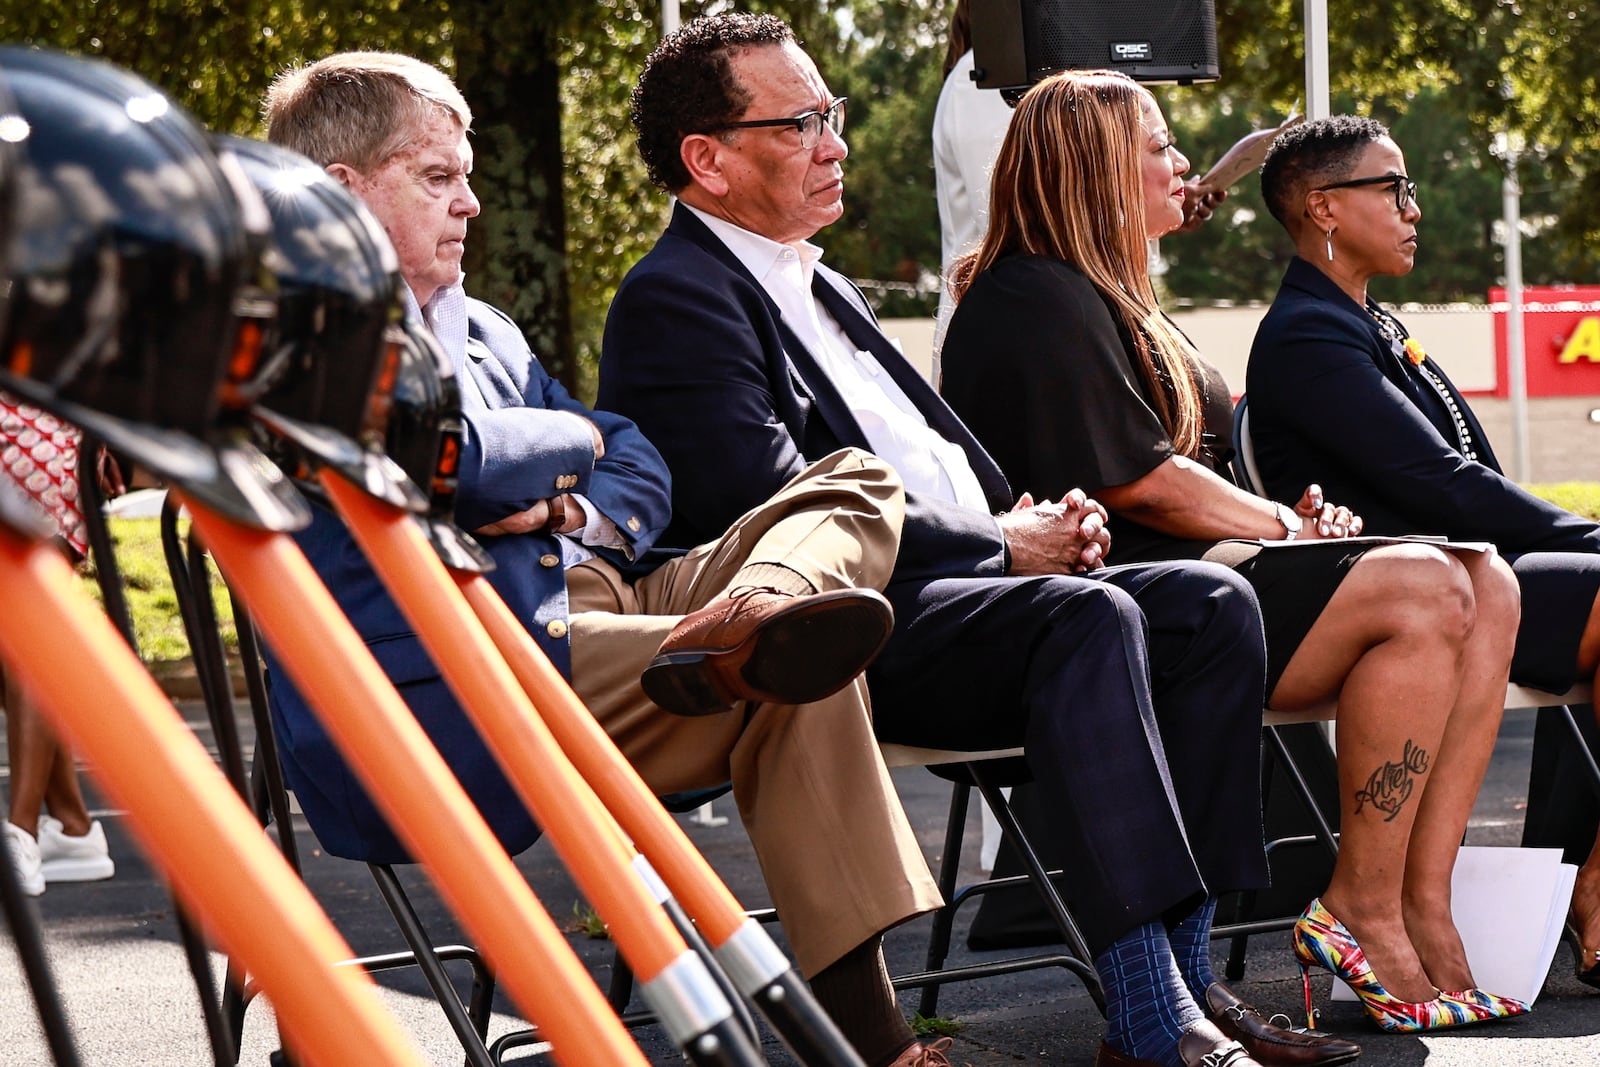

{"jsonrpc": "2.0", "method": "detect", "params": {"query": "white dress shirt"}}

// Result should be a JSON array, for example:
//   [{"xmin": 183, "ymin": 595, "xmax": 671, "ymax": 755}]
[{"xmin": 686, "ymin": 204, "xmax": 993, "ymax": 515}]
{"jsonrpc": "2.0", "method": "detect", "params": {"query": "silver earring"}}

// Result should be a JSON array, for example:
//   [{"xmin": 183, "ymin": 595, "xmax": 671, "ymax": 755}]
[{"xmin": 1325, "ymin": 230, "xmax": 1335, "ymax": 262}]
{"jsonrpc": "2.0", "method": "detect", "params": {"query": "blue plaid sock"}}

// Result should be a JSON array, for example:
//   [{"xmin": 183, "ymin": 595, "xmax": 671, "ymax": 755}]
[
  {"xmin": 1094, "ymin": 920, "xmax": 1204, "ymax": 1067},
  {"xmin": 1166, "ymin": 896, "xmax": 1220, "ymax": 1002}
]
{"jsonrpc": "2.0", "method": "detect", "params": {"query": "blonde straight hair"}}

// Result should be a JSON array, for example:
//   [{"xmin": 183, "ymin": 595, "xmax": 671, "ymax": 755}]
[{"xmin": 949, "ymin": 70, "xmax": 1204, "ymax": 459}]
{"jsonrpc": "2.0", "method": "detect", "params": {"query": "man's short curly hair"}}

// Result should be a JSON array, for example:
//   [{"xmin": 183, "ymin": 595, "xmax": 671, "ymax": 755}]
[
  {"xmin": 1260, "ymin": 114, "xmax": 1389, "ymax": 229},
  {"xmin": 631, "ymin": 12, "xmax": 794, "ymax": 192}
]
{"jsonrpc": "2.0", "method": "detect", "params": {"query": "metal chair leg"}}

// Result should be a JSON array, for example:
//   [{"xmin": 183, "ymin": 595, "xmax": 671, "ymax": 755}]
[
  {"xmin": 1219, "ymin": 726, "xmax": 1342, "ymax": 979},
  {"xmin": 915, "ymin": 780, "xmax": 971, "ymax": 1018},
  {"xmin": 1, "ymin": 822, "xmax": 83, "ymax": 1067},
  {"xmin": 1559, "ymin": 704, "xmax": 1600, "ymax": 797},
  {"xmin": 969, "ymin": 767, "xmax": 1104, "ymax": 1014},
  {"xmin": 369, "ymin": 863, "xmax": 496, "ymax": 1067},
  {"xmin": 1224, "ymin": 735, "xmax": 1279, "ymax": 980}
]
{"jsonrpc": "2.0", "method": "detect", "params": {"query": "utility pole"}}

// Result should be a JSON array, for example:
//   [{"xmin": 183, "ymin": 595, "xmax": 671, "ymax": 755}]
[{"xmin": 1497, "ymin": 133, "xmax": 1531, "ymax": 482}]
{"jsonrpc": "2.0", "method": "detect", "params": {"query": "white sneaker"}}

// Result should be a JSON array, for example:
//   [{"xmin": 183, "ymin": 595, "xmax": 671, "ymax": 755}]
[
  {"xmin": 37, "ymin": 815, "xmax": 115, "ymax": 883},
  {"xmin": 3, "ymin": 821, "xmax": 45, "ymax": 896}
]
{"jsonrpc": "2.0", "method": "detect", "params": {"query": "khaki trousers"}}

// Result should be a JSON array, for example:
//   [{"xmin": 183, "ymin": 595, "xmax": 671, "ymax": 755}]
[{"xmin": 566, "ymin": 448, "xmax": 941, "ymax": 975}]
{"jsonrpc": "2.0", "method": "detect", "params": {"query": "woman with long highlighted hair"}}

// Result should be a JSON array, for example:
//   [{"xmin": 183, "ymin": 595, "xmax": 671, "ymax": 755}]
[{"xmin": 941, "ymin": 71, "xmax": 1527, "ymax": 1047}]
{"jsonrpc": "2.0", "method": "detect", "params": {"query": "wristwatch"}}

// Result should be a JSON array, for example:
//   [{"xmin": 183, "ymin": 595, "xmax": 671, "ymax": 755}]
[{"xmin": 1273, "ymin": 502, "xmax": 1300, "ymax": 541}]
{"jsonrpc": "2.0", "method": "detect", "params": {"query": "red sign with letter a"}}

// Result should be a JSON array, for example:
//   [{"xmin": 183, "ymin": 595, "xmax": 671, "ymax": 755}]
[{"xmin": 1491, "ymin": 285, "xmax": 1600, "ymax": 398}]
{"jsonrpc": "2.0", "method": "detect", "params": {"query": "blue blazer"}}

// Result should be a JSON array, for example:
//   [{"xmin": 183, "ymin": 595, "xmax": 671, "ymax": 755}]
[
  {"xmin": 598, "ymin": 202, "xmax": 1011, "ymax": 580},
  {"xmin": 1246, "ymin": 257, "xmax": 1600, "ymax": 553},
  {"xmin": 265, "ymin": 296, "xmax": 673, "ymax": 863}
]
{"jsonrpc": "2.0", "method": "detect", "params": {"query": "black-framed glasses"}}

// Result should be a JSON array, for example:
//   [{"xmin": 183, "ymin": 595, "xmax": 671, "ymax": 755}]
[
  {"xmin": 1314, "ymin": 173, "xmax": 1417, "ymax": 211},
  {"xmin": 709, "ymin": 97, "xmax": 847, "ymax": 150}
]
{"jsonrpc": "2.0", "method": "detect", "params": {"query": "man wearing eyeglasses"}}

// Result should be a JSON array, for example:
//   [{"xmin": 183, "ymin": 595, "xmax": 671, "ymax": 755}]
[
  {"xmin": 601, "ymin": 14, "xmax": 1295, "ymax": 1067},
  {"xmin": 257, "ymin": 53, "xmax": 952, "ymax": 1051}
]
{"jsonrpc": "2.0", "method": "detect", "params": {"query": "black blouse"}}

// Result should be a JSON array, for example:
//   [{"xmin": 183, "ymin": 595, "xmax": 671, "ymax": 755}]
[{"xmin": 942, "ymin": 254, "xmax": 1236, "ymax": 562}]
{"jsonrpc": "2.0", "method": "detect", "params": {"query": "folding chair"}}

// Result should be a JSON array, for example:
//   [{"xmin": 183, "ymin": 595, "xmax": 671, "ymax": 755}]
[
  {"xmin": 486, "ymin": 784, "xmax": 753, "ymax": 1064},
  {"xmin": 157, "ymin": 497, "xmax": 497, "ymax": 1067},
  {"xmin": 877, "ymin": 744, "xmax": 1105, "ymax": 1018},
  {"xmin": 1217, "ymin": 395, "xmax": 1600, "ymax": 975},
  {"xmin": 542, "ymin": 749, "xmax": 1109, "ymax": 1046}
]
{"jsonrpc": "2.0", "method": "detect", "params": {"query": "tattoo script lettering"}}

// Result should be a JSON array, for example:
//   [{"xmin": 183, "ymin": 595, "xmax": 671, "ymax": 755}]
[{"xmin": 1353, "ymin": 740, "xmax": 1430, "ymax": 822}]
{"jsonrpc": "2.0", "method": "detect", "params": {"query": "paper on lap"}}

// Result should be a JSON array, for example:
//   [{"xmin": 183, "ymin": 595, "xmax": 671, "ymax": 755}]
[{"xmin": 1254, "ymin": 534, "xmax": 1495, "ymax": 553}]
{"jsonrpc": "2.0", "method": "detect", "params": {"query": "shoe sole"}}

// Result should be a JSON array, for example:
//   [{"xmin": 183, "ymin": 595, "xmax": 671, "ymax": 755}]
[
  {"xmin": 41, "ymin": 855, "xmax": 115, "ymax": 882},
  {"xmin": 642, "ymin": 592, "xmax": 894, "ymax": 716}
]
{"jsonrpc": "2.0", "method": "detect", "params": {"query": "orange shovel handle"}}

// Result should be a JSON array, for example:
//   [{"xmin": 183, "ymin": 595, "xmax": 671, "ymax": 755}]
[
  {"xmin": 0, "ymin": 527, "xmax": 427, "ymax": 1067},
  {"xmin": 178, "ymin": 494, "xmax": 649, "ymax": 1067},
  {"xmin": 458, "ymin": 572, "xmax": 748, "ymax": 948},
  {"xmin": 317, "ymin": 473, "xmax": 688, "ymax": 980}
]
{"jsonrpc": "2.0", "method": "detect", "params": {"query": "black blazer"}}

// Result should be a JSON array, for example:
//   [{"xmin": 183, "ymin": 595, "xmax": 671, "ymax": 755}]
[
  {"xmin": 1246, "ymin": 257, "xmax": 1600, "ymax": 553},
  {"xmin": 598, "ymin": 202, "xmax": 1014, "ymax": 581}
]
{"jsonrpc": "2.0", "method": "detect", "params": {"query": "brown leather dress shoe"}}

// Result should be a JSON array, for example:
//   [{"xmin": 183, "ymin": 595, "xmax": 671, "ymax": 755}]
[
  {"xmin": 1095, "ymin": 1019, "xmax": 1262, "ymax": 1067},
  {"xmin": 642, "ymin": 585, "xmax": 894, "ymax": 716},
  {"xmin": 886, "ymin": 1037, "xmax": 955, "ymax": 1066},
  {"xmin": 1205, "ymin": 982, "xmax": 1361, "ymax": 1066}
]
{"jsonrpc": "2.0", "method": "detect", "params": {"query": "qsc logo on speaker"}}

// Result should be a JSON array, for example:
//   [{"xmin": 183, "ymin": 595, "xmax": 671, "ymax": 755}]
[{"xmin": 1111, "ymin": 41, "xmax": 1153, "ymax": 62}]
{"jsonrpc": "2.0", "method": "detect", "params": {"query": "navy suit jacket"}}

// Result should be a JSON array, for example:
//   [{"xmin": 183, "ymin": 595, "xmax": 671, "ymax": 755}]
[
  {"xmin": 1246, "ymin": 257, "xmax": 1600, "ymax": 553},
  {"xmin": 598, "ymin": 203, "xmax": 1011, "ymax": 580},
  {"xmin": 265, "ymin": 296, "xmax": 673, "ymax": 863}
]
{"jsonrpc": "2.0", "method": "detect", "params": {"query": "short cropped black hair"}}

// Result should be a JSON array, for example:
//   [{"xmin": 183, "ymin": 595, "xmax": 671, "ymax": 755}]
[
  {"xmin": 1260, "ymin": 114, "xmax": 1390, "ymax": 227},
  {"xmin": 631, "ymin": 12, "xmax": 793, "ymax": 192}
]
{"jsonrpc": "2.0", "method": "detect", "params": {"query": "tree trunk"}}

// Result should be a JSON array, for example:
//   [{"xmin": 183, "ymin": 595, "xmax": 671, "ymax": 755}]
[{"xmin": 453, "ymin": 11, "xmax": 576, "ymax": 391}]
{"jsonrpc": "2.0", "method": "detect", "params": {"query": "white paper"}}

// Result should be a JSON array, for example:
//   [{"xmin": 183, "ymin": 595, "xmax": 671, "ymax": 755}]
[
  {"xmin": 1331, "ymin": 846, "xmax": 1575, "ymax": 1007},
  {"xmin": 1254, "ymin": 534, "xmax": 1493, "ymax": 554}
]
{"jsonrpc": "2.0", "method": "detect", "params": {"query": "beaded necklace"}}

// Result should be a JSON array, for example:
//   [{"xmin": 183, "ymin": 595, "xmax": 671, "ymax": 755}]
[{"xmin": 1365, "ymin": 302, "xmax": 1478, "ymax": 461}]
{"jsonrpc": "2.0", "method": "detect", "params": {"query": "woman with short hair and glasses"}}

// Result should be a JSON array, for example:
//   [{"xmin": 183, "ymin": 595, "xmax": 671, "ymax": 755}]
[
  {"xmin": 1248, "ymin": 113, "xmax": 1600, "ymax": 998},
  {"xmin": 941, "ymin": 75, "xmax": 1528, "ymax": 1043}
]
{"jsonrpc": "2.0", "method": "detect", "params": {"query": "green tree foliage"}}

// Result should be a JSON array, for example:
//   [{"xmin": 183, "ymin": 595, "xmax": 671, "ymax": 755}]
[
  {"xmin": 1170, "ymin": 0, "xmax": 1599, "ymax": 303},
  {"xmin": 7, "ymin": 2, "xmax": 1596, "ymax": 399},
  {"xmin": 559, "ymin": 0, "xmax": 668, "ymax": 395},
  {"xmin": 0, "ymin": 2, "xmax": 448, "ymax": 134},
  {"xmin": 1159, "ymin": 85, "xmax": 1572, "ymax": 305},
  {"xmin": 454, "ymin": 1, "xmax": 575, "ymax": 385},
  {"xmin": 821, "ymin": 1, "xmax": 948, "ymax": 318}
]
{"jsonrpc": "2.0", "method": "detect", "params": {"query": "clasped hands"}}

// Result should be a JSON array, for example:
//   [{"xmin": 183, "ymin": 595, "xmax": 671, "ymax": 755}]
[
  {"xmin": 999, "ymin": 489, "xmax": 1112, "ymax": 576},
  {"xmin": 1292, "ymin": 483, "xmax": 1364, "ymax": 540}
]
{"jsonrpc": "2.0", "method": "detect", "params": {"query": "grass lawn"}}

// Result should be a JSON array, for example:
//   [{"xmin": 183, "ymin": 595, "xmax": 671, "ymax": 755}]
[
  {"xmin": 80, "ymin": 517, "xmax": 236, "ymax": 667},
  {"xmin": 87, "ymin": 482, "xmax": 1600, "ymax": 671},
  {"xmin": 1525, "ymin": 483, "xmax": 1600, "ymax": 521}
]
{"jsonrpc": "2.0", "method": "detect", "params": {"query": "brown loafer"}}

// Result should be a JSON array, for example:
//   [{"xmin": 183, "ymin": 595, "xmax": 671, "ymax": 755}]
[
  {"xmin": 1206, "ymin": 982, "xmax": 1361, "ymax": 1066},
  {"xmin": 642, "ymin": 585, "xmax": 893, "ymax": 716},
  {"xmin": 886, "ymin": 1037, "xmax": 956, "ymax": 1066},
  {"xmin": 1096, "ymin": 1019, "xmax": 1261, "ymax": 1067}
]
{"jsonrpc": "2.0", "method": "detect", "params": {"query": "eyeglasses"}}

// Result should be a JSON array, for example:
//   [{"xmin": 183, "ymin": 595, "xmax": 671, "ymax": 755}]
[
  {"xmin": 710, "ymin": 97, "xmax": 847, "ymax": 150},
  {"xmin": 1314, "ymin": 173, "xmax": 1417, "ymax": 212}
]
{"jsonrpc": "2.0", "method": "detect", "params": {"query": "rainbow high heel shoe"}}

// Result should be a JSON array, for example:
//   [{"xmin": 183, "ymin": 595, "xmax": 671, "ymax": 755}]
[
  {"xmin": 1439, "ymin": 987, "xmax": 1530, "ymax": 1023},
  {"xmin": 1291, "ymin": 898, "xmax": 1483, "ymax": 1033}
]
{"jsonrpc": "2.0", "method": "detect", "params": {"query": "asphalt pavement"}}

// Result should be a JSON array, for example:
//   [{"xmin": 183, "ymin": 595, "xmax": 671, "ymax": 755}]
[{"xmin": 3, "ymin": 705, "xmax": 1599, "ymax": 1065}]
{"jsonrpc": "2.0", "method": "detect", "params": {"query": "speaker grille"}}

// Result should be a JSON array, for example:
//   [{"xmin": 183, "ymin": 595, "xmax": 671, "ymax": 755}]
[{"xmin": 1021, "ymin": 0, "xmax": 1219, "ymax": 83}]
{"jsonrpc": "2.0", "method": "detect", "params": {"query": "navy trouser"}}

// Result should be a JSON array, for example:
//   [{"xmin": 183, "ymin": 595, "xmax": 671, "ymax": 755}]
[
  {"xmin": 870, "ymin": 559, "xmax": 1270, "ymax": 953},
  {"xmin": 1510, "ymin": 549, "xmax": 1600, "ymax": 865}
]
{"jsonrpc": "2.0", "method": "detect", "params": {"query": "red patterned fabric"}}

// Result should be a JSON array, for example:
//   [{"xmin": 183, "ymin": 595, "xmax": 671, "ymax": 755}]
[{"xmin": 0, "ymin": 391, "xmax": 87, "ymax": 559}]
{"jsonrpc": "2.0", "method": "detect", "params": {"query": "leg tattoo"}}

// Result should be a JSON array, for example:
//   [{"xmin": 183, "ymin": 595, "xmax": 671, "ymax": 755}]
[{"xmin": 1353, "ymin": 740, "xmax": 1430, "ymax": 822}]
